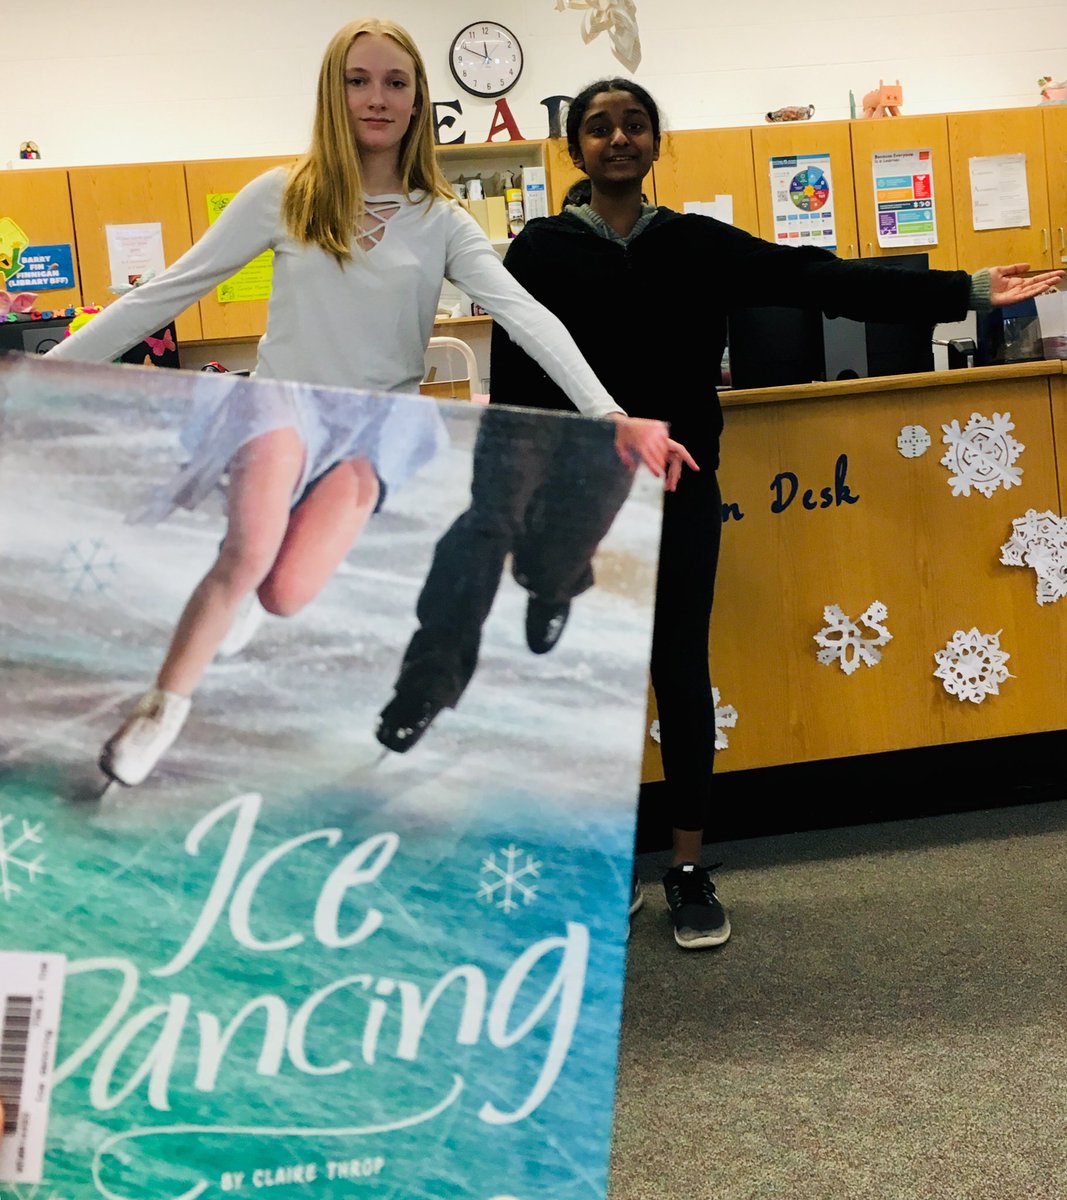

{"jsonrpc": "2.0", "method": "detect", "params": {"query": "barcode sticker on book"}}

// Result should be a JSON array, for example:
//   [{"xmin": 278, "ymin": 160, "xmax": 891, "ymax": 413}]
[{"xmin": 0, "ymin": 952, "xmax": 66, "ymax": 1184}]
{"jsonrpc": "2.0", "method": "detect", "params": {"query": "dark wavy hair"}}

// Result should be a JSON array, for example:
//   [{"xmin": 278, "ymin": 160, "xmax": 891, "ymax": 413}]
[{"xmin": 565, "ymin": 78, "xmax": 662, "ymax": 158}]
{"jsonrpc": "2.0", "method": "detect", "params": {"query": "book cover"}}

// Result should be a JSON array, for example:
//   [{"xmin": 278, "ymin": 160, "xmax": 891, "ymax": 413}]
[{"xmin": 0, "ymin": 358, "xmax": 661, "ymax": 1200}]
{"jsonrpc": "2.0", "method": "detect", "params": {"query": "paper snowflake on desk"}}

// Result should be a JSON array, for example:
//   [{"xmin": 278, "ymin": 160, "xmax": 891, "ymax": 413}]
[
  {"xmin": 933, "ymin": 627, "xmax": 1012, "ymax": 703},
  {"xmin": 712, "ymin": 688, "xmax": 738, "ymax": 751},
  {"xmin": 814, "ymin": 601, "xmax": 892, "ymax": 675},
  {"xmin": 649, "ymin": 688, "xmax": 738, "ymax": 751},
  {"xmin": 999, "ymin": 508, "xmax": 1067, "ymax": 605},
  {"xmin": 940, "ymin": 411, "xmax": 1023, "ymax": 497},
  {"xmin": 897, "ymin": 424, "xmax": 931, "ymax": 458}
]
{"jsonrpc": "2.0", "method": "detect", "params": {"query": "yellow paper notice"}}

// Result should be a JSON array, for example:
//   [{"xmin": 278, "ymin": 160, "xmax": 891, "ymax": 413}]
[{"xmin": 206, "ymin": 193, "xmax": 273, "ymax": 303}]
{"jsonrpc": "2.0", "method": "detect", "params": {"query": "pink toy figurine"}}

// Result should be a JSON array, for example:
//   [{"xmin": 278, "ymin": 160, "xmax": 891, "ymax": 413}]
[{"xmin": 862, "ymin": 80, "xmax": 903, "ymax": 118}]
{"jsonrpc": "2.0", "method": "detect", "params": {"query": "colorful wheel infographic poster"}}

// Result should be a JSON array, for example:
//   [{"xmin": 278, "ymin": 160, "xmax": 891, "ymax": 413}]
[
  {"xmin": 769, "ymin": 152, "xmax": 837, "ymax": 250},
  {"xmin": 0, "ymin": 357, "xmax": 661, "ymax": 1200},
  {"xmin": 872, "ymin": 148, "xmax": 938, "ymax": 248}
]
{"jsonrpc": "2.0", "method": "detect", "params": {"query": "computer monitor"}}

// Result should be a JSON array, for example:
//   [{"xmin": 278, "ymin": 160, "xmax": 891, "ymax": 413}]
[
  {"xmin": 823, "ymin": 253, "xmax": 934, "ymax": 381},
  {"xmin": 726, "ymin": 252, "xmax": 935, "ymax": 388}
]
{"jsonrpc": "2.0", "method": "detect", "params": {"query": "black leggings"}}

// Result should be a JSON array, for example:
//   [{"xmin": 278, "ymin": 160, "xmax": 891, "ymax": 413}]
[{"xmin": 649, "ymin": 467, "xmax": 722, "ymax": 833}]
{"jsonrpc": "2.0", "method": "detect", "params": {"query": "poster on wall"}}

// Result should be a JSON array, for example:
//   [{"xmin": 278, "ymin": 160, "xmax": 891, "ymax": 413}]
[
  {"xmin": 768, "ymin": 152, "xmax": 837, "ymax": 250},
  {"xmin": 206, "ymin": 194, "xmax": 274, "ymax": 303},
  {"xmin": 104, "ymin": 223, "xmax": 166, "ymax": 290},
  {"xmin": 871, "ymin": 149, "xmax": 938, "ymax": 248},
  {"xmin": 0, "ymin": 357, "xmax": 661, "ymax": 1200},
  {"xmin": 968, "ymin": 152, "xmax": 1031, "ymax": 231}
]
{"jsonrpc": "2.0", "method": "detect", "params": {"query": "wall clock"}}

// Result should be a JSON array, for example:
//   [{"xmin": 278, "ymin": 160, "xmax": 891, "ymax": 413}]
[{"xmin": 449, "ymin": 21, "xmax": 524, "ymax": 98}]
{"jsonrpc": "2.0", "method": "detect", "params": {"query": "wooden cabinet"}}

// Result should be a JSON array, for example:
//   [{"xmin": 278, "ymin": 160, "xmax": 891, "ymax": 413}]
[
  {"xmin": 651, "ymin": 128, "xmax": 760, "ymax": 235},
  {"xmin": 1042, "ymin": 104, "xmax": 1067, "ymax": 267},
  {"xmin": 0, "ymin": 168, "xmax": 82, "ymax": 309},
  {"xmin": 750, "ymin": 119, "xmax": 860, "ymax": 258},
  {"xmin": 184, "ymin": 155, "xmax": 297, "ymax": 341},
  {"xmin": 67, "ymin": 162, "xmax": 202, "ymax": 343},
  {"xmin": 848, "ymin": 114, "xmax": 959, "ymax": 270},
  {"xmin": 946, "ymin": 108, "xmax": 1052, "ymax": 271}
]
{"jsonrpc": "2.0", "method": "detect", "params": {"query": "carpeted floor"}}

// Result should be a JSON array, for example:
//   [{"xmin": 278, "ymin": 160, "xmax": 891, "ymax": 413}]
[{"xmin": 612, "ymin": 798, "xmax": 1067, "ymax": 1200}]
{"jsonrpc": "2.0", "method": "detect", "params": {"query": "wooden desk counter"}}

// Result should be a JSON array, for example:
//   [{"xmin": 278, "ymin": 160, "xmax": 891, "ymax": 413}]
[{"xmin": 642, "ymin": 362, "xmax": 1067, "ymax": 779}]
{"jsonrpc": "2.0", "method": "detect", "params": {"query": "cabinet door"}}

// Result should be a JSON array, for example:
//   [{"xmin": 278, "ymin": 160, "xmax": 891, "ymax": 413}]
[
  {"xmin": 849, "ymin": 114, "xmax": 958, "ymax": 270},
  {"xmin": 68, "ymin": 162, "xmax": 202, "ymax": 343},
  {"xmin": 185, "ymin": 156, "xmax": 297, "ymax": 341},
  {"xmin": 651, "ymin": 128, "xmax": 760, "ymax": 234},
  {"xmin": 0, "ymin": 168, "xmax": 82, "ymax": 309},
  {"xmin": 947, "ymin": 108, "xmax": 1051, "ymax": 271},
  {"xmin": 750, "ymin": 120, "xmax": 859, "ymax": 257},
  {"xmin": 543, "ymin": 137, "xmax": 584, "ymax": 214},
  {"xmin": 1042, "ymin": 105, "xmax": 1067, "ymax": 267}
]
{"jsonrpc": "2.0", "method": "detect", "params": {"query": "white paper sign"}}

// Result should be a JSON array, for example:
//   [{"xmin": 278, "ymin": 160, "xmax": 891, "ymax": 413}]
[
  {"xmin": 768, "ymin": 153, "xmax": 837, "ymax": 250},
  {"xmin": 0, "ymin": 952, "xmax": 66, "ymax": 1185},
  {"xmin": 684, "ymin": 195, "xmax": 734, "ymax": 224},
  {"xmin": 104, "ymin": 221, "xmax": 165, "ymax": 289},
  {"xmin": 968, "ymin": 153, "xmax": 1031, "ymax": 230},
  {"xmin": 872, "ymin": 148, "xmax": 938, "ymax": 248}
]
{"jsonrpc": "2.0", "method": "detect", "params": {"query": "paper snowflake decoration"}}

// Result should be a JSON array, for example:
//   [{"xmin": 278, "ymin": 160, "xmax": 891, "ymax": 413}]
[
  {"xmin": 940, "ymin": 411, "xmax": 1023, "ymax": 497},
  {"xmin": 814, "ymin": 601, "xmax": 892, "ymax": 675},
  {"xmin": 649, "ymin": 687, "xmax": 738, "ymax": 751},
  {"xmin": 478, "ymin": 844, "xmax": 541, "ymax": 914},
  {"xmin": 897, "ymin": 424, "xmax": 931, "ymax": 458},
  {"xmin": 933, "ymin": 627, "xmax": 1012, "ymax": 703},
  {"xmin": 712, "ymin": 687, "xmax": 738, "ymax": 751},
  {"xmin": 1000, "ymin": 508, "xmax": 1067, "ymax": 605}
]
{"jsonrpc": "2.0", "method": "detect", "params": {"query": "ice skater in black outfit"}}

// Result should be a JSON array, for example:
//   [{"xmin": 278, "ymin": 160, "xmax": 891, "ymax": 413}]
[{"xmin": 377, "ymin": 77, "xmax": 1062, "ymax": 948}]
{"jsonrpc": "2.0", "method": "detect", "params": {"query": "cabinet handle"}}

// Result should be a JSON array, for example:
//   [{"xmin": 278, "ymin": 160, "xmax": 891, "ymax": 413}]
[
  {"xmin": 1059, "ymin": 226, "xmax": 1066, "ymax": 257},
  {"xmin": 1042, "ymin": 227, "xmax": 1050, "ymax": 254},
  {"xmin": 866, "ymin": 242, "xmax": 872, "ymax": 257},
  {"xmin": 846, "ymin": 244, "xmax": 854, "ymax": 258}
]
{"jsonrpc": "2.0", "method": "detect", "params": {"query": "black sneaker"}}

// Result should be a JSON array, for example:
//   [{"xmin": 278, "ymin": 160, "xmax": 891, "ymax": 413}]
[
  {"xmin": 662, "ymin": 863, "xmax": 730, "ymax": 949},
  {"xmin": 525, "ymin": 597, "xmax": 570, "ymax": 654},
  {"xmin": 375, "ymin": 693, "xmax": 444, "ymax": 753}
]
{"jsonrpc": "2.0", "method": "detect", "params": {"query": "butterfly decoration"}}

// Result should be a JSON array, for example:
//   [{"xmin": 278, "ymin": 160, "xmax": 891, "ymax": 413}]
[
  {"xmin": 144, "ymin": 327, "xmax": 176, "ymax": 357},
  {"xmin": 0, "ymin": 290, "xmax": 38, "ymax": 316},
  {"xmin": 555, "ymin": 0, "xmax": 642, "ymax": 72}
]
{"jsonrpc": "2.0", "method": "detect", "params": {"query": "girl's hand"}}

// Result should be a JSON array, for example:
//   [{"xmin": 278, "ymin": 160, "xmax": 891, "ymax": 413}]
[
  {"xmin": 988, "ymin": 263, "xmax": 1064, "ymax": 306},
  {"xmin": 664, "ymin": 438, "xmax": 699, "ymax": 492},
  {"xmin": 609, "ymin": 415, "xmax": 699, "ymax": 490}
]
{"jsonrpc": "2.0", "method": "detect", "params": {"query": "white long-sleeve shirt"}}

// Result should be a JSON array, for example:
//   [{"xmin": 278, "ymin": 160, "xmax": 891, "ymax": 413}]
[{"xmin": 48, "ymin": 168, "xmax": 622, "ymax": 418}]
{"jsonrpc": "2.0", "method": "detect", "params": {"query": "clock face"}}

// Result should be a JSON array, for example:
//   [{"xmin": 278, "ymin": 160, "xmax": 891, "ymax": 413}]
[{"xmin": 449, "ymin": 21, "xmax": 524, "ymax": 98}]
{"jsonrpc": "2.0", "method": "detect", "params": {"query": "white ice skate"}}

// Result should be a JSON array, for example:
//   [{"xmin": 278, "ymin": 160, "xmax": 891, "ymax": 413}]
[
  {"xmin": 217, "ymin": 594, "xmax": 267, "ymax": 658},
  {"xmin": 99, "ymin": 688, "xmax": 191, "ymax": 786}
]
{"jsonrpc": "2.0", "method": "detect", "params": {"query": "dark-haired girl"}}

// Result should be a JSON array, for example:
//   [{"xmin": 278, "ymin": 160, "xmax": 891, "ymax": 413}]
[{"xmin": 381, "ymin": 78, "xmax": 1060, "ymax": 947}]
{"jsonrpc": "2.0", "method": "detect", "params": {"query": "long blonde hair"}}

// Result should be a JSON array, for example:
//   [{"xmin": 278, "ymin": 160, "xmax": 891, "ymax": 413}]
[{"xmin": 282, "ymin": 18, "xmax": 453, "ymax": 263}]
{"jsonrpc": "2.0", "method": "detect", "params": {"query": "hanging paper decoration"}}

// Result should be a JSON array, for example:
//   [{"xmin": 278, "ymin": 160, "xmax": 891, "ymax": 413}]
[
  {"xmin": 814, "ymin": 601, "xmax": 892, "ymax": 675},
  {"xmin": 999, "ymin": 508, "xmax": 1067, "ymax": 605},
  {"xmin": 940, "ymin": 410, "xmax": 1024, "ymax": 497},
  {"xmin": 933, "ymin": 627, "xmax": 1012, "ymax": 703},
  {"xmin": 555, "ymin": 0, "xmax": 642, "ymax": 71}
]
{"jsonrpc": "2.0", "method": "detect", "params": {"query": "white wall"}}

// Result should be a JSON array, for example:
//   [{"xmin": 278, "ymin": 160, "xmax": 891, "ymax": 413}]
[{"xmin": 4, "ymin": 0, "xmax": 1066, "ymax": 170}]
